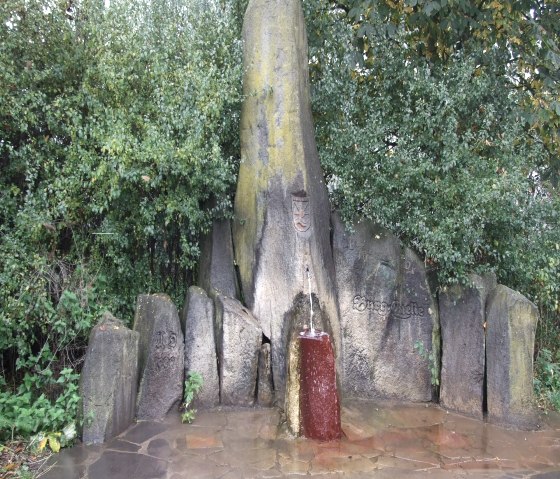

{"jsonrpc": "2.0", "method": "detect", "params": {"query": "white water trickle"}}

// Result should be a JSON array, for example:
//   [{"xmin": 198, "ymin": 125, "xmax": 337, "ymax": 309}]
[{"xmin": 306, "ymin": 266, "xmax": 314, "ymax": 334}]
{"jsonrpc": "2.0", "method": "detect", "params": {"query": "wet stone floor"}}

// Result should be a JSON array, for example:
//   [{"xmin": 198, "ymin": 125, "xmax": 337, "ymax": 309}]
[{"xmin": 40, "ymin": 401, "xmax": 560, "ymax": 479}]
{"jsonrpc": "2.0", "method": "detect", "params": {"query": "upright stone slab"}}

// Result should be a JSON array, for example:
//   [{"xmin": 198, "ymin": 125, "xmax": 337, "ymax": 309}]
[
  {"xmin": 333, "ymin": 215, "xmax": 438, "ymax": 401},
  {"xmin": 257, "ymin": 343, "xmax": 274, "ymax": 406},
  {"xmin": 216, "ymin": 295, "xmax": 262, "ymax": 406},
  {"xmin": 377, "ymin": 247, "xmax": 439, "ymax": 401},
  {"xmin": 439, "ymin": 274, "xmax": 496, "ymax": 419},
  {"xmin": 80, "ymin": 312, "xmax": 139, "ymax": 444},
  {"xmin": 233, "ymin": 0, "xmax": 340, "ymax": 402},
  {"xmin": 134, "ymin": 294, "xmax": 184, "ymax": 419},
  {"xmin": 182, "ymin": 286, "xmax": 219, "ymax": 408},
  {"xmin": 198, "ymin": 219, "xmax": 239, "ymax": 299},
  {"xmin": 284, "ymin": 331, "xmax": 302, "ymax": 435},
  {"xmin": 486, "ymin": 285, "xmax": 538, "ymax": 429}
]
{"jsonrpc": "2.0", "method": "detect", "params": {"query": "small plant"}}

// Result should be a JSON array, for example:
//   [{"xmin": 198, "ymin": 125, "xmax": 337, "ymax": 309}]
[
  {"xmin": 534, "ymin": 348, "xmax": 560, "ymax": 411},
  {"xmin": 181, "ymin": 372, "xmax": 203, "ymax": 424},
  {"xmin": 414, "ymin": 340, "xmax": 440, "ymax": 386},
  {"xmin": 33, "ymin": 423, "xmax": 76, "ymax": 454}
]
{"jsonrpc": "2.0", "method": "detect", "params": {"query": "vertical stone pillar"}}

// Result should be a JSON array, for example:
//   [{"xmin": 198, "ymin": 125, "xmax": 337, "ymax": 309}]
[
  {"xmin": 182, "ymin": 286, "xmax": 220, "ymax": 408},
  {"xmin": 439, "ymin": 274, "xmax": 495, "ymax": 419},
  {"xmin": 299, "ymin": 332, "xmax": 341, "ymax": 441},
  {"xmin": 134, "ymin": 294, "xmax": 184, "ymax": 420},
  {"xmin": 80, "ymin": 313, "xmax": 139, "ymax": 444},
  {"xmin": 486, "ymin": 285, "xmax": 538, "ymax": 429},
  {"xmin": 233, "ymin": 0, "xmax": 340, "ymax": 404}
]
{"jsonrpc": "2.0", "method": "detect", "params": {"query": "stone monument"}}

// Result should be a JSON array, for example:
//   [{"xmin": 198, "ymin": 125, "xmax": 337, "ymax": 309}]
[
  {"xmin": 233, "ymin": 0, "xmax": 341, "ymax": 402},
  {"xmin": 439, "ymin": 274, "xmax": 496, "ymax": 419}
]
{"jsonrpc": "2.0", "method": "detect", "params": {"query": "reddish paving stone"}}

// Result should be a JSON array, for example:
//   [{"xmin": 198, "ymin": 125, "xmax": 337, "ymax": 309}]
[
  {"xmin": 36, "ymin": 402, "xmax": 560, "ymax": 479},
  {"xmin": 185, "ymin": 432, "xmax": 223, "ymax": 449}
]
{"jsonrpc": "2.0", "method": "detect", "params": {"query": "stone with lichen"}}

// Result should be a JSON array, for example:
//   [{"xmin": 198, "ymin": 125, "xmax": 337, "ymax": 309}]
[{"xmin": 232, "ymin": 0, "xmax": 340, "ymax": 403}]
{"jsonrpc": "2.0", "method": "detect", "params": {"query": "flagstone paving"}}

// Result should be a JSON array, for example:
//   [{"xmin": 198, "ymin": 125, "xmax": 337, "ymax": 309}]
[{"xmin": 39, "ymin": 401, "xmax": 560, "ymax": 478}]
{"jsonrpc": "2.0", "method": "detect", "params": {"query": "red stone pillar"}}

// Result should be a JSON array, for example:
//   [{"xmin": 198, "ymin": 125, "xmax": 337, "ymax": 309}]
[{"xmin": 299, "ymin": 331, "xmax": 342, "ymax": 441}]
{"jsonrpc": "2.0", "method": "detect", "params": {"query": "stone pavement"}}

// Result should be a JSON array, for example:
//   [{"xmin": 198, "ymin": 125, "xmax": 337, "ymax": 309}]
[{"xmin": 39, "ymin": 401, "xmax": 560, "ymax": 478}]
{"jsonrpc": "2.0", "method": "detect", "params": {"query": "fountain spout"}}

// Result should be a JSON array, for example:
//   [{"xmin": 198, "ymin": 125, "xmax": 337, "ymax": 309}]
[{"xmin": 306, "ymin": 266, "xmax": 315, "ymax": 334}]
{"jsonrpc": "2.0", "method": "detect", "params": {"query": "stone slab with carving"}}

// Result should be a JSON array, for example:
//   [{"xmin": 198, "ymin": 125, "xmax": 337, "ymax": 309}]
[
  {"xmin": 182, "ymin": 286, "xmax": 219, "ymax": 408},
  {"xmin": 232, "ymin": 0, "xmax": 340, "ymax": 402},
  {"xmin": 80, "ymin": 312, "xmax": 139, "ymax": 444},
  {"xmin": 198, "ymin": 219, "xmax": 239, "ymax": 299},
  {"xmin": 486, "ymin": 285, "xmax": 538, "ymax": 429},
  {"xmin": 439, "ymin": 274, "xmax": 496, "ymax": 419},
  {"xmin": 333, "ymin": 215, "xmax": 438, "ymax": 401},
  {"xmin": 216, "ymin": 295, "xmax": 262, "ymax": 406},
  {"xmin": 134, "ymin": 294, "xmax": 184, "ymax": 420}
]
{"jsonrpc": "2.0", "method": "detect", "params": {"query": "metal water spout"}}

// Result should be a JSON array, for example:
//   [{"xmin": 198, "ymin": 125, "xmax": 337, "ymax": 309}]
[{"xmin": 306, "ymin": 266, "xmax": 314, "ymax": 334}]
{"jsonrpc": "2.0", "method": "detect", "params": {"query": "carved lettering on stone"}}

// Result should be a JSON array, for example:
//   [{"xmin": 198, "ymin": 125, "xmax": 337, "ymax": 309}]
[
  {"xmin": 154, "ymin": 331, "xmax": 178, "ymax": 350},
  {"xmin": 292, "ymin": 194, "xmax": 310, "ymax": 232},
  {"xmin": 352, "ymin": 295, "xmax": 425, "ymax": 318},
  {"xmin": 153, "ymin": 330, "xmax": 179, "ymax": 372}
]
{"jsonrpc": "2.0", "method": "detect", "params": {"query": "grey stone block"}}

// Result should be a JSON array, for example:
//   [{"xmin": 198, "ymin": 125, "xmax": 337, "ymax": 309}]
[
  {"xmin": 134, "ymin": 294, "xmax": 184, "ymax": 419},
  {"xmin": 257, "ymin": 343, "xmax": 274, "ymax": 407},
  {"xmin": 439, "ymin": 274, "xmax": 495, "ymax": 419},
  {"xmin": 486, "ymin": 285, "xmax": 538, "ymax": 429},
  {"xmin": 333, "ymin": 215, "xmax": 438, "ymax": 401},
  {"xmin": 182, "ymin": 286, "xmax": 219, "ymax": 408},
  {"xmin": 232, "ymin": 0, "xmax": 341, "ymax": 402},
  {"xmin": 216, "ymin": 295, "xmax": 261, "ymax": 406},
  {"xmin": 80, "ymin": 312, "xmax": 139, "ymax": 444},
  {"xmin": 284, "ymin": 331, "xmax": 302, "ymax": 436},
  {"xmin": 198, "ymin": 219, "xmax": 239, "ymax": 299}
]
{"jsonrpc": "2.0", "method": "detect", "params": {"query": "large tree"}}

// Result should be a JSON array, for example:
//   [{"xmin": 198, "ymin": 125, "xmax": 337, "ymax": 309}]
[{"xmin": 305, "ymin": 0, "xmax": 559, "ymax": 313}]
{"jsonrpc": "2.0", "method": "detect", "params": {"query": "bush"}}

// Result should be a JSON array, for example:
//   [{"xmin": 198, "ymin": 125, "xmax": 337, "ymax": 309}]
[
  {"xmin": 534, "ymin": 348, "xmax": 560, "ymax": 411},
  {"xmin": 0, "ymin": 0, "xmax": 243, "ymax": 440}
]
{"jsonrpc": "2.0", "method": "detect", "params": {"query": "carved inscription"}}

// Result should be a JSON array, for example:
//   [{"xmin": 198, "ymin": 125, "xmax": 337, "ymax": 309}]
[
  {"xmin": 292, "ymin": 194, "xmax": 310, "ymax": 232},
  {"xmin": 153, "ymin": 330, "xmax": 178, "ymax": 372},
  {"xmin": 352, "ymin": 295, "xmax": 425, "ymax": 318}
]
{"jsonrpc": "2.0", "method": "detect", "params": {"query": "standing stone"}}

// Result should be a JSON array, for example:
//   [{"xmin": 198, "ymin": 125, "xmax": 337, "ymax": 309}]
[
  {"xmin": 439, "ymin": 274, "xmax": 496, "ymax": 419},
  {"xmin": 198, "ymin": 219, "xmax": 239, "ymax": 299},
  {"xmin": 284, "ymin": 331, "xmax": 302, "ymax": 435},
  {"xmin": 333, "ymin": 215, "xmax": 438, "ymax": 401},
  {"xmin": 232, "ymin": 0, "xmax": 340, "ymax": 402},
  {"xmin": 216, "ymin": 295, "xmax": 262, "ymax": 406},
  {"xmin": 182, "ymin": 286, "xmax": 219, "ymax": 408},
  {"xmin": 257, "ymin": 343, "xmax": 274, "ymax": 406},
  {"xmin": 80, "ymin": 312, "xmax": 139, "ymax": 444},
  {"xmin": 378, "ymin": 247, "xmax": 439, "ymax": 401},
  {"xmin": 134, "ymin": 294, "xmax": 184, "ymax": 420},
  {"xmin": 486, "ymin": 285, "xmax": 538, "ymax": 429}
]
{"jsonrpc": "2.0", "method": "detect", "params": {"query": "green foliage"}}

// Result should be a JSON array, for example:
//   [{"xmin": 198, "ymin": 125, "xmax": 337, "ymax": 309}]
[
  {"xmin": 306, "ymin": 0, "xmax": 559, "ymax": 308},
  {"xmin": 181, "ymin": 372, "xmax": 203, "ymax": 424},
  {"xmin": 534, "ymin": 348, "xmax": 560, "ymax": 411},
  {"xmin": 306, "ymin": 0, "xmax": 559, "ymax": 406},
  {"xmin": 413, "ymin": 340, "xmax": 439, "ymax": 387},
  {"xmin": 1, "ymin": 0, "xmax": 243, "ymax": 440},
  {"xmin": 339, "ymin": 0, "xmax": 560, "ymax": 188},
  {"xmin": 0, "ymin": 369, "xmax": 80, "ymax": 441}
]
